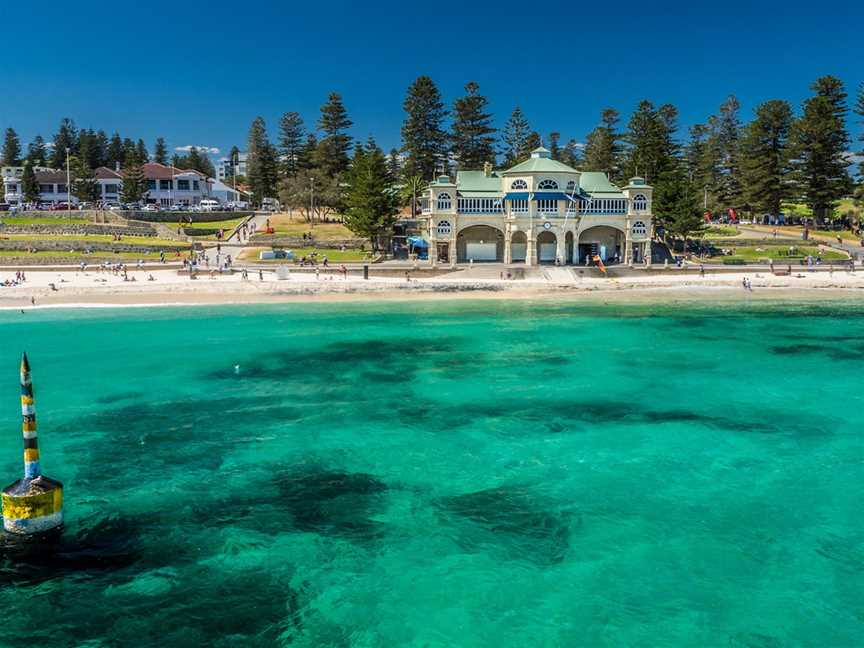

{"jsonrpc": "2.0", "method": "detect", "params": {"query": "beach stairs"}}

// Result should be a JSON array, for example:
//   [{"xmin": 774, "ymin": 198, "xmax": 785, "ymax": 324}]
[
  {"xmin": 542, "ymin": 267, "xmax": 575, "ymax": 283},
  {"xmin": 652, "ymin": 241, "xmax": 674, "ymax": 265}
]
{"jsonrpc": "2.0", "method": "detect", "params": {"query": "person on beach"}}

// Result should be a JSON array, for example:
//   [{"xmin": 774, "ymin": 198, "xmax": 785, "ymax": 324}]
[
  {"xmin": 699, "ymin": 264, "xmax": 704, "ymax": 277},
  {"xmin": 259, "ymin": 269, "xmax": 264, "ymax": 281}
]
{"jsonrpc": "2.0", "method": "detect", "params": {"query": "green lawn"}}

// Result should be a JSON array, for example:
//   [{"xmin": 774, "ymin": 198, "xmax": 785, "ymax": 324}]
[
  {"xmin": 702, "ymin": 225, "xmax": 739, "ymax": 238},
  {"xmin": 258, "ymin": 217, "xmax": 354, "ymax": 240},
  {"xmin": 239, "ymin": 246, "xmax": 370, "ymax": 263},
  {"xmin": 748, "ymin": 225, "xmax": 861, "ymax": 242},
  {"xmin": 0, "ymin": 216, "xmax": 90, "ymax": 225},
  {"xmin": 704, "ymin": 245, "xmax": 848, "ymax": 264},
  {"xmin": 781, "ymin": 200, "xmax": 862, "ymax": 219},
  {"xmin": 0, "ymin": 234, "xmax": 188, "ymax": 247}
]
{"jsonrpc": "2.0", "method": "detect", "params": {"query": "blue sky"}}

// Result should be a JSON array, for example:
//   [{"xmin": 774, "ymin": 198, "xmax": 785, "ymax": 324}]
[{"xmin": 2, "ymin": 0, "xmax": 862, "ymax": 160}]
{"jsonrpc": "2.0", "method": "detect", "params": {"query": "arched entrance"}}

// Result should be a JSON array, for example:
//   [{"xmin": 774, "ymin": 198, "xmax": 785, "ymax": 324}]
[
  {"xmin": 457, "ymin": 225, "xmax": 504, "ymax": 263},
  {"xmin": 577, "ymin": 226, "xmax": 625, "ymax": 265},
  {"xmin": 537, "ymin": 230, "xmax": 557, "ymax": 264},
  {"xmin": 565, "ymin": 231, "xmax": 574, "ymax": 265},
  {"xmin": 511, "ymin": 231, "xmax": 527, "ymax": 263}
]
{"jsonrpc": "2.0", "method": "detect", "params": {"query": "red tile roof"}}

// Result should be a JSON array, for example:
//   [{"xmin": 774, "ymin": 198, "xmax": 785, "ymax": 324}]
[
  {"xmin": 34, "ymin": 170, "xmax": 68, "ymax": 183},
  {"xmin": 94, "ymin": 167, "xmax": 122, "ymax": 180}
]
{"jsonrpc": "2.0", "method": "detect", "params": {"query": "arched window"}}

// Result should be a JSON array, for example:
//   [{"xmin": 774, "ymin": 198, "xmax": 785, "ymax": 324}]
[
  {"xmin": 565, "ymin": 180, "xmax": 576, "ymax": 192},
  {"xmin": 633, "ymin": 194, "xmax": 648, "ymax": 211},
  {"xmin": 510, "ymin": 179, "xmax": 527, "ymax": 190},
  {"xmin": 436, "ymin": 220, "xmax": 452, "ymax": 237},
  {"xmin": 537, "ymin": 179, "xmax": 558, "ymax": 190},
  {"xmin": 632, "ymin": 221, "xmax": 647, "ymax": 236},
  {"xmin": 437, "ymin": 192, "xmax": 451, "ymax": 211}
]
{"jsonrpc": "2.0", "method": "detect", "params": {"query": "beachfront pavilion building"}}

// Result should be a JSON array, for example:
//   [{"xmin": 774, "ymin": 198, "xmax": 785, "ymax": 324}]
[{"xmin": 421, "ymin": 147, "xmax": 653, "ymax": 267}]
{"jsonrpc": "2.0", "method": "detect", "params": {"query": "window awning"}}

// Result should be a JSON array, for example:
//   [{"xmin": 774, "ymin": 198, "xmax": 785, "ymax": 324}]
[
  {"xmin": 534, "ymin": 192, "xmax": 568, "ymax": 201},
  {"xmin": 504, "ymin": 192, "xmax": 530, "ymax": 200}
]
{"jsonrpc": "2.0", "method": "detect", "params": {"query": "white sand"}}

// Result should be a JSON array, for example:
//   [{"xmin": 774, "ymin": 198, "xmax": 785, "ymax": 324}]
[{"xmin": 1, "ymin": 266, "xmax": 863, "ymax": 309}]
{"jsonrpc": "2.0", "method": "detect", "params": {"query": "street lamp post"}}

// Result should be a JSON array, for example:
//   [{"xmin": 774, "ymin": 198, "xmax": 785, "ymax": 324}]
[
  {"xmin": 309, "ymin": 176, "xmax": 315, "ymax": 228},
  {"xmin": 65, "ymin": 148, "xmax": 71, "ymax": 216}
]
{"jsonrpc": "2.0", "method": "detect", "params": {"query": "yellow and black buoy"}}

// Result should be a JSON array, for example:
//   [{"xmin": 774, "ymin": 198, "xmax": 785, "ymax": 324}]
[{"xmin": 2, "ymin": 353, "xmax": 63, "ymax": 535}]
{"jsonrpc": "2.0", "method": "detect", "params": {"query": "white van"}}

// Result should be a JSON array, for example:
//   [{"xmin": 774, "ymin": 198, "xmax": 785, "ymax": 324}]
[{"xmin": 199, "ymin": 199, "xmax": 221, "ymax": 212}]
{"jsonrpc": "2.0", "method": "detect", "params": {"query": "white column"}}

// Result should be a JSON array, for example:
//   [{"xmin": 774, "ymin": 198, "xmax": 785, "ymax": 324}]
[
  {"xmin": 504, "ymin": 224, "xmax": 512, "ymax": 264},
  {"xmin": 555, "ymin": 232, "xmax": 565, "ymax": 265}
]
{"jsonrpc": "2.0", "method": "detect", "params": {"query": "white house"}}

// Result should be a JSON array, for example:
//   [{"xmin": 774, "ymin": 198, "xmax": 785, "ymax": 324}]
[
  {"xmin": 2, "ymin": 163, "xmax": 218, "ymax": 207},
  {"xmin": 420, "ymin": 147, "xmax": 654, "ymax": 267},
  {"xmin": 2, "ymin": 166, "xmax": 71, "ymax": 205}
]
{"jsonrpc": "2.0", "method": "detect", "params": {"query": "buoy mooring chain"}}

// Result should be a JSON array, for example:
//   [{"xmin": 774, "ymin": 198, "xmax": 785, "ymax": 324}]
[{"xmin": 1, "ymin": 353, "xmax": 64, "ymax": 535}]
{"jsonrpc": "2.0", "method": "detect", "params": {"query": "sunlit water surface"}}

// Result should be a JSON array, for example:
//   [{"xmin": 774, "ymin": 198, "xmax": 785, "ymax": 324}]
[{"xmin": 0, "ymin": 300, "xmax": 862, "ymax": 646}]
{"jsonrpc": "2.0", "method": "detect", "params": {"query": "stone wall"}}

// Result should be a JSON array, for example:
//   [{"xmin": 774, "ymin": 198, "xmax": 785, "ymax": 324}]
[
  {"xmin": 0, "ymin": 223, "xmax": 158, "ymax": 237},
  {"xmin": 8, "ymin": 210, "xmax": 101, "ymax": 220},
  {"xmin": 124, "ymin": 211, "xmax": 252, "ymax": 223}
]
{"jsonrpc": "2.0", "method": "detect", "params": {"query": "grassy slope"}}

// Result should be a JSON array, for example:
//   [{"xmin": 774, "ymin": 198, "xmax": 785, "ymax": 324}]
[
  {"xmin": 259, "ymin": 216, "xmax": 354, "ymax": 240},
  {"xmin": 705, "ymin": 245, "xmax": 847, "ymax": 263},
  {"xmin": 0, "ymin": 234, "xmax": 188, "ymax": 247}
]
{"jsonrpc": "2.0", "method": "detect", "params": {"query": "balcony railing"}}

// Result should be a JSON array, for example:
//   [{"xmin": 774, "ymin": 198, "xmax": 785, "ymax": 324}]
[{"xmin": 457, "ymin": 198, "xmax": 503, "ymax": 214}]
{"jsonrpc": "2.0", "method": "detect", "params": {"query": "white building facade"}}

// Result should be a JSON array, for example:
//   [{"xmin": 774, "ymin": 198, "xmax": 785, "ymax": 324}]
[
  {"xmin": 2, "ymin": 163, "xmax": 217, "ymax": 207},
  {"xmin": 421, "ymin": 148, "xmax": 654, "ymax": 267},
  {"xmin": 216, "ymin": 153, "xmax": 248, "ymax": 181}
]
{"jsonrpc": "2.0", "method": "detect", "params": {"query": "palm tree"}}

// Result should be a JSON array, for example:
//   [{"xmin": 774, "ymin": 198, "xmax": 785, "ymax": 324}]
[{"xmin": 401, "ymin": 175, "xmax": 426, "ymax": 218}]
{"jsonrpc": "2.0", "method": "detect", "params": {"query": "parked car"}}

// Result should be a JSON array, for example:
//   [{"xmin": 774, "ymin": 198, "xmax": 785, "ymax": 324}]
[
  {"xmin": 198, "ymin": 199, "xmax": 221, "ymax": 212},
  {"xmin": 51, "ymin": 202, "xmax": 73, "ymax": 211},
  {"xmin": 169, "ymin": 203, "xmax": 187, "ymax": 211},
  {"xmin": 142, "ymin": 204, "xmax": 160, "ymax": 212},
  {"xmin": 107, "ymin": 204, "xmax": 123, "ymax": 211},
  {"xmin": 0, "ymin": 203, "xmax": 10, "ymax": 212}
]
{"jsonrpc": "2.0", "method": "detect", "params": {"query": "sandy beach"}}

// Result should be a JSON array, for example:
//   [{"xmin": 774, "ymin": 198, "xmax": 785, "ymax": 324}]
[{"xmin": 2, "ymin": 265, "xmax": 864, "ymax": 309}]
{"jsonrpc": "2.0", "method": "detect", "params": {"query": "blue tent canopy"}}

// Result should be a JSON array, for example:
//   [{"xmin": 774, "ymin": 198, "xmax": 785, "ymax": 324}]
[{"xmin": 407, "ymin": 236, "xmax": 429, "ymax": 248}]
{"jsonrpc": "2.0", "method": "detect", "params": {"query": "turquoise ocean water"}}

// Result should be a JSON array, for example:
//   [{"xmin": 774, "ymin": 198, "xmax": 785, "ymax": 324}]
[{"xmin": 0, "ymin": 300, "xmax": 861, "ymax": 647}]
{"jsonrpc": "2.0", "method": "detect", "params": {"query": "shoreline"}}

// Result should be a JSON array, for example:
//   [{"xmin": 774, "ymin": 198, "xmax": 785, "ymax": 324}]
[{"xmin": 2, "ymin": 267, "xmax": 864, "ymax": 309}]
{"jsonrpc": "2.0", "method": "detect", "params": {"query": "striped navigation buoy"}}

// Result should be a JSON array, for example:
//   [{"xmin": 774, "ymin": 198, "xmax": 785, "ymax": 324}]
[{"xmin": 2, "ymin": 353, "xmax": 63, "ymax": 535}]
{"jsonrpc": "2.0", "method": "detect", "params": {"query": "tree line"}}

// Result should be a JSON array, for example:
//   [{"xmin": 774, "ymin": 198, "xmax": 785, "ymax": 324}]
[
  {"xmin": 239, "ymin": 76, "xmax": 862, "ymax": 243},
  {"xmin": 4, "ymin": 75, "xmax": 862, "ymax": 241},
  {"xmin": 1, "ymin": 119, "xmax": 218, "ymax": 204}
]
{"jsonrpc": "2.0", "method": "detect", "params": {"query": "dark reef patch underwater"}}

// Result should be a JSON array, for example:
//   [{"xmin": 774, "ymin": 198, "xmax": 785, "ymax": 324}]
[{"xmin": 0, "ymin": 300, "xmax": 862, "ymax": 646}]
